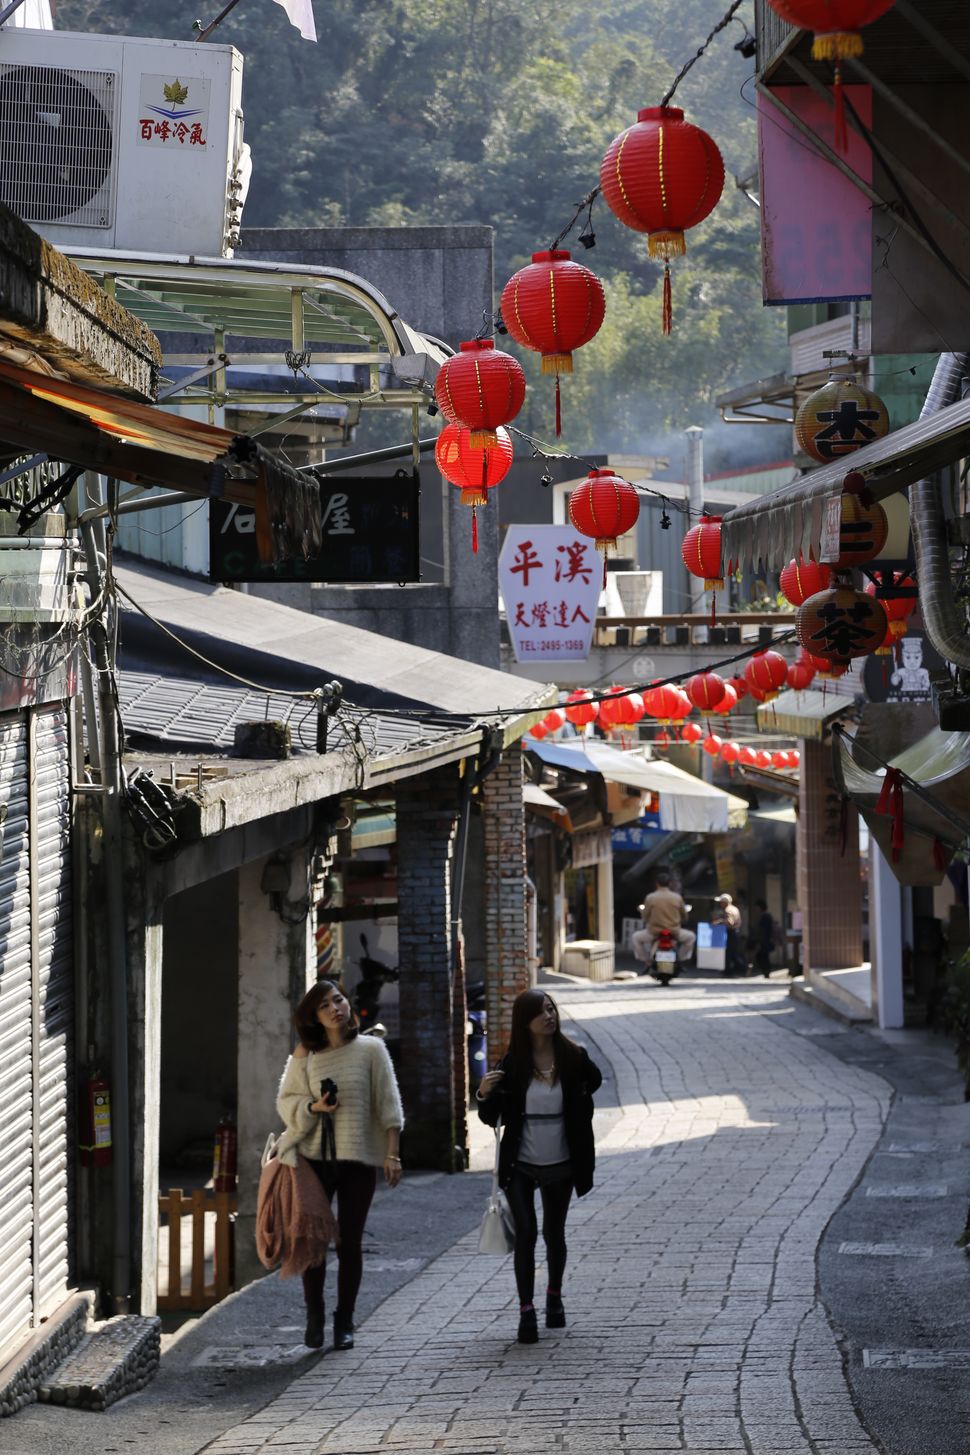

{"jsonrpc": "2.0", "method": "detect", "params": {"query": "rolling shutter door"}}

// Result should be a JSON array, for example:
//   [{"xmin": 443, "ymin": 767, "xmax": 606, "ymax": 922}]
[
  {"xmin": 0, "ymin": 714, "xmax": 33, "ymax": 1357},
  {"xmin": 31, "ymin": 706, "xmax": 74, "ymax": 1319}
]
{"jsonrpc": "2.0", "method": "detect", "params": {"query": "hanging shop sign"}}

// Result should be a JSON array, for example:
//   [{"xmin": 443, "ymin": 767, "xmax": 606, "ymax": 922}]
[
  {"xmin": 499, "ymin": 525, "xmax": 602, "ymax": 663},
  {"xmin": 209, "ymin": 470, "xmax": 420, "ymax": 584},
  {"xmin": 571, "ymin": 828, "xmax": 613, "ymax": 868}
]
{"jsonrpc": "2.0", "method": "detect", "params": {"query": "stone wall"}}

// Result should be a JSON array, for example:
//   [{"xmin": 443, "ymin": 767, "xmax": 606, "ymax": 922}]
[{"xmin": 482, "ymin": 751, "xmax": 531, "ymax": 1058}]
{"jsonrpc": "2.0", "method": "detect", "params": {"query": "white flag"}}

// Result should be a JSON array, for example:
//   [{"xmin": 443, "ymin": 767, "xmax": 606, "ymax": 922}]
[{"xmin": 272, "ymin": 0, "xmax": 316, "ymax": 40}]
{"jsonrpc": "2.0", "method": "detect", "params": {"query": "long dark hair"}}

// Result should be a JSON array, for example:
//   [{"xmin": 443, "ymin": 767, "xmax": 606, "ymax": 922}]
[
  {"xmin": 293, "ymin": 978, "xmax": 359, "ymax": 1053},
  {"xmin": 504, "ymin": 988, "xmax": 583, "ymax": 1086}
]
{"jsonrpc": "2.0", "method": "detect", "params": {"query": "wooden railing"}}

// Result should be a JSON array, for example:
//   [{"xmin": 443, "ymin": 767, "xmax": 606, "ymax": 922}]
[{"xmin": 157, "ymin": 1188, "xmax": 237, "ymax": 1311}]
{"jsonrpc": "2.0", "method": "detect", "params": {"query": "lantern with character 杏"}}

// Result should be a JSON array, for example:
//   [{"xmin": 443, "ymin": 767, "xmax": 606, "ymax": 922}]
[{"xmin": 795, "ymin": 374, "xmax": 889, "ymax": 465}]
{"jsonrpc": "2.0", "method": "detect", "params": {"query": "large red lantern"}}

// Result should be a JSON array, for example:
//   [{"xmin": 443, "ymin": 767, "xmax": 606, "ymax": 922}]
[
  {"xmin": 599, "ymin": 106, "xmax": 724, "ymax": 334},
  {"xmin": 796, "ymin": 585, "xmax": 888, "ymax": 664},
  {"xmin": 681, "ymin": 515, "xmax": 724, "ymax": 594},
  {"xmin": 564, "ymin": 689, "xmax": 599, "ymax": 726},
  {"xmin": 779, "ymin": 558, "xmax": 831, "ymax": 607},
  {"xmin": 786, "ymin": 658, "xmax": 816, "ymax": 692},
  {"xmin": 435, "ymin": 423, "xmax": 514, "ymax": 553},
  {"xmin": 434, "ymin": 339, "xmax": 526, "ymax": 449},
  {"xmin": 744, "ymin": 650, "xmax": 789, "ymax": 702},
  {"xmin": 500, "ymin": 250, "xmax": 606, "ymax": 436},
  {"xmin": 865, "ymin": 572, "xmax": 916, "ymax": 640},
  {"xmin": 568, "ymin": 468, "xmax": 640, "ymax": 560},
  {"xmin": 764, "ymin": 2, "xmax": 896, "ymax": 148},
  {"xmin": 686, "ymin": 671, "xmax": 726, "ymax": 712}
]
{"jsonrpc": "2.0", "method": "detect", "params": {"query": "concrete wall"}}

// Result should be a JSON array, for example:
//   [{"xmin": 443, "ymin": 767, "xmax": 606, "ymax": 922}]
[
  {"xmin": 797, "ymin": 736, "xmax": 864, "ymax": 974},
  {"xmin": 482, "ymin": 752, "xmax": 531, "ymax": 1058}
]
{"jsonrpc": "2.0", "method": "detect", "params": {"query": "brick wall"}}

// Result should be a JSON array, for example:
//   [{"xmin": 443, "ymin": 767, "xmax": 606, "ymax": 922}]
[
  {"xmin": 797, "ymin": 735, "xmax": 863, "ymax": 971},
  {"xmin": 395, "ymin": 767, "xmax": 461, "ymax": 1169},
  {"xmin": 482, "ymin": 750, "xmax": 531, "ymax": 1058}
]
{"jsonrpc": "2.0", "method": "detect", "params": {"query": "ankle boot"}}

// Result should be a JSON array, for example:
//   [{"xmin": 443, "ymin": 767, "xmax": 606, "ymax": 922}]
[
  {"xmin": 304, "ymin": 1300, "xmax": 325, "ymax": 1348},
  {"xmin": 517, "ymin": 1306, "xmax": 538, "ymax": 1344},
  {"xmin": 333, "ymin": 1312, "xmax": 355, "ymax": 1350},
  {"xmin": 545, "ymin": 1294, "xmax": 566, "ymax": 1328}
]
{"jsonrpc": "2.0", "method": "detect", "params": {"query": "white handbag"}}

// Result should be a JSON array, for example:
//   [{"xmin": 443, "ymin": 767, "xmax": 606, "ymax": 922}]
[{"xmin": 478, "ymin": 1120, "xmax": 515, "ymax": 1255}]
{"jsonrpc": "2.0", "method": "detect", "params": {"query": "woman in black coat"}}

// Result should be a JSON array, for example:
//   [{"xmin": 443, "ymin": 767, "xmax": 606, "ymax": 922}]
[{"xmin": 477, "ymin": 988, "xmax": 602, "ymax": 1344}]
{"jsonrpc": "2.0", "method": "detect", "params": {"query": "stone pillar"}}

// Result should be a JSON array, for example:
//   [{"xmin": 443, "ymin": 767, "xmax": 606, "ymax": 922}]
[
  {"xmin": 234, "ymin": 849, "xmax": 315, "ymax": 1284},
  {"xmin": 797, "ymin": 736, "xmax": 863, "ymax": 974},
  {"xmin": 482, "ymin": 751, "xmax": 530, "ymax": 1059},
  {"xmin": 396, "ymin": 767, "xmax": 461, "ymax": 1170},
  {"xmin": 870, "ymin": 841, "xmax": 905, "ymax": 1029}
]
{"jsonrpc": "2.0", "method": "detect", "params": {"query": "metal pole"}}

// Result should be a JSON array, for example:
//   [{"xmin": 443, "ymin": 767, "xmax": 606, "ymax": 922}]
[
  {"xmin": 304, "ymin": 437, "xmax": 439, "ymax": 475},
  {"xmin": 193, "ymin": 0, "xmax": 244, "ymax": 41},
  {"xmin": 685, "ymin": 426, "xmax": 706, "ymax": 618},
  {"xmin": 79, "ymin": 472, "xmax": 131, "ymax": 1313},
  {"xmin": 0, "ymin": 0, "xmax": 29, "ymax": 23}
]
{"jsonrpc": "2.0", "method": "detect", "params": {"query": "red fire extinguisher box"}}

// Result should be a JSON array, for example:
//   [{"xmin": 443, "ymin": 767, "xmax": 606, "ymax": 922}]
[{"xmin": 79, "ymin": 1074, "xmax": 113, "ymax": 1167}]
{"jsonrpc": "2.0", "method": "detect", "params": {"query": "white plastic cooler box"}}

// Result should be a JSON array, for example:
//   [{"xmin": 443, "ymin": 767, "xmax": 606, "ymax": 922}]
[{"xmin": 561, "ymin": 940, "xmax": 615, "ymax": 982}]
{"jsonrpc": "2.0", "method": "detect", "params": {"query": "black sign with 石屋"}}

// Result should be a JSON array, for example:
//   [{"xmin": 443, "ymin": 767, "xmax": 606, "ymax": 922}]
[{"xmin": 209, "ymin": 470, "xmax": 420, "ymax": 584}]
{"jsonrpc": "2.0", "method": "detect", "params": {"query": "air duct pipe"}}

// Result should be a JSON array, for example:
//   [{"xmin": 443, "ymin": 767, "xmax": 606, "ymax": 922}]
[{"xmin": 909, "ymin": 352, "xmax": 970, "ymax": 668}]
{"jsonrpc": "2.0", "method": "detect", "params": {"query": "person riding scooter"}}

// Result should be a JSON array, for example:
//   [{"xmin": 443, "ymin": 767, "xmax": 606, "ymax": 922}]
[{"xmin": 632, "ymin": 870, "xmax": 696, "ymax": 973}]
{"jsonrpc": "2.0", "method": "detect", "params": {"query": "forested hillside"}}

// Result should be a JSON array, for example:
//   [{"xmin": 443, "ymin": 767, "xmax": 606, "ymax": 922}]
[{"xmin": 55, "ymin": 0, "xmax": 788, "ymax": 460}]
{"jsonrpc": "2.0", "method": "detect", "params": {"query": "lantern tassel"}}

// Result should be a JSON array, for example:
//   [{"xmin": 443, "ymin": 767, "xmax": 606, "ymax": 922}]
[
  {"xmin": 833, "ymin": 63, "xmax": 848, "ymax": 153},
  {"xmin": 710, "ymin": 591, "xmax": 716, "ymax": 628},
  {"xmin": 662, "ymin": 263, "xmax": 672, "ymax": 336},
  {"xmin": 555, "ymin": 374, "xmax": 562, "ymax": 438},
  {"xmin": 471, "ymin": 504, "xmax": 479, "ymax": 554}
]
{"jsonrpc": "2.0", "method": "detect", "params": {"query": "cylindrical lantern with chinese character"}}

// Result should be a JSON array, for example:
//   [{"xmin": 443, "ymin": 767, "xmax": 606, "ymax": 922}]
[
  {"xmin": 500, "ymin": 250, "xmax": 606, "ymax": 436},
  {"xmin": 434, "ymin": 339, "xmax": 526, "ymax": 449},
  {"xmin": 796, "ymin": 584, "xmax": 888, "ymax": 664},
  {"xmin": 599, "ymin": 106, "xmax": 724, "ymax": 334},
  {"xmin": 779, "ymin": 557, "xmax": 831, "ymax": 607},
  {"xmin": 795, "ymin": 374, "xmax": 890, "ymax": 464},
  {"xmin": 833, "ymin": 489, "xmax": 889, "ymax": 567}
]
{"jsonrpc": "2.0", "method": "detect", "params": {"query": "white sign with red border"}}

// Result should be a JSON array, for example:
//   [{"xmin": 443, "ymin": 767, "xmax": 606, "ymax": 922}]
[{"xmin": 499, "ymin": 525, "xmax": 601, "ymax": 663}]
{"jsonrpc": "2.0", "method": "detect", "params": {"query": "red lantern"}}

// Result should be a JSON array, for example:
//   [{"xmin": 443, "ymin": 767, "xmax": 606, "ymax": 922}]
[
  {"xmin": 771, "ymin": 751, "xmax": 791, "ymax": 769},
  {"xmin": 787, "ymin": 750, "xmax": 801, "ymax": 769},
  {"xmin": 681, "ymin": 515, "xmax": 724, "ymax": 592},
  {"xmin": 435, "ymin": 423, "xmax": 513, "ymax": 554},
  {"xmin": 709, "ymin": 683, "xmax": 738, "ymax": 717},
  {"xmin": 500, "ymin": 250, "xmax": 606, "ymax": 437},
  {"xmin": 645, "ymin": 683, "xmax": 686, "ymax": 725},
  {"xmin": 779, "ymin": 557, "xmax": 832, "ymax": 607},
  {"xmin": 720, "ymin": 741, "xmax": 740, "ymax": 765},
  {"xmin": 686, "ymin": 671, "xmax": 726, "ymax": 712},
  {"xmin": 564, "ymin": 689, "xmax": 599, "ymax": 726},
  {"xmin": 744, "ymin": 650, "xmax": 789, "ymax": 702},
  {"xmin": 434, "ymin": 339, "xmax": 526, "ymax": 449},
  {"xmin": 680, "ymin": 721, "xmax": 703, "ymax": 745},
  {"xmin": 727, "ymin": 675, "xmax": 748, "ymax": 703},
  {"xmin": 738, "ymin": 746, "xmax": 757, "ymax": 766},
  {"xmin": 755, "ymin": 751, "xmax": 773, "ymax": 769},
  {"xmin": 765, "ymin": 2, "xmax": 896, "ymax": 149},
  {"xmin": 568, "ymin": 468, "xmax": 640, "ymax": 559},
  {"xmin": 542, "ymin": 708, "xmax": 566, "ymax": 733},
  {"xmin": 599, "ymin": 687, "xmax": 644, "ymax": 728},
  {"xmin": 529, "ymin": 721, "xmax": 548, "ymax": 740},
  {"xmin": 703, "ymin": 734, "xmax": 723, "ymax": 756},
  {"xmin": 874, "ymin": 625, "xmax": 896, "ymax": 657},
  {"xmin": 865, "ymin": 572, "xmax": 916, "ymax": 640},
  {"xmin": 803, "ymin": 651, "xmax": 848, "ymax": 680},
  {"xmin": 787, "ymin": 658, "xmax": 816, "ymax": 692},
  {"xmin": 796, "ymin": 585, "xmax": 888, "ymax": 664},
  {"xmin": 600, "ymin": 106, "xmax": 725, "ymax": 334}
]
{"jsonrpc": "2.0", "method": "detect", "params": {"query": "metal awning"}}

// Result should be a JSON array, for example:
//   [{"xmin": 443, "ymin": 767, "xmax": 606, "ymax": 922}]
[
  {"xmin": 0, "ymin": 357, "xmax": 319, "ymax": 562},
  {"xmin": 64, "ymin": 251, "xmax": 449, "ymax": 412},
  {"xmin": 720, "ymin": 392, "xmax": 970, "ymax": 570}
]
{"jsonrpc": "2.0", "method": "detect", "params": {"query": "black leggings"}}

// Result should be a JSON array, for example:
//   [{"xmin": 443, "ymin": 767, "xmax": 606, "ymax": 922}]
[
  {"xmin": 301, "ymin": 1159, "xmax": 377, "ymax": 1319},
  {"xmin": 505, "ymin": 1165, "xmax": 574, "ymax": 1306}
]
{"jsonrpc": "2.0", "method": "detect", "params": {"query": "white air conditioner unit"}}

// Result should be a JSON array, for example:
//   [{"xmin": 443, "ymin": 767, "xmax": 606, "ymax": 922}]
[{"xmin": 0, "ymin": 29, "xmax": 245, "ymax": 256}]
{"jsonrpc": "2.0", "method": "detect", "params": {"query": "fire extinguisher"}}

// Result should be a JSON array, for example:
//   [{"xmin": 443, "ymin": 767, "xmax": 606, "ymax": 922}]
[
  {"xmin": 79, "ymin": 1074, "xmax": 113, "ymax": 1167},
  {"xmin": 212, "ymin": 1113, "xmax": 238, "ymax": 1192}
]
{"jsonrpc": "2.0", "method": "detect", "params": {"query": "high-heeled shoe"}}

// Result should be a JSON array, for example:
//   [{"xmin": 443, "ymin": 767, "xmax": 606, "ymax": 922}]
[{"xmin": 517, "ymin": 1306, "xmax": 538, "ymax": 1344}]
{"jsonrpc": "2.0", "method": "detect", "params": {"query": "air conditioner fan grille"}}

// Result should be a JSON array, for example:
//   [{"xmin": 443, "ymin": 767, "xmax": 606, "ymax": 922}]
[{"xmin": 0, "ymin": 63, "xmax": 115, "ymax": 226}]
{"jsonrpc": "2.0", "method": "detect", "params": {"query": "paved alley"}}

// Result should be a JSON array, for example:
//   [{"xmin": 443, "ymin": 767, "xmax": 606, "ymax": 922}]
[{"xmin": 203, "ymin": 977, "xmax": 894, "ymax": 1455}]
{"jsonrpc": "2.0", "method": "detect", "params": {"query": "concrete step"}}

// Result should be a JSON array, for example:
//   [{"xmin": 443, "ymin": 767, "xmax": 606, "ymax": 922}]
[
  {"xmin": 36, "ymin": 1315, "xmax": 160, "ymax": 1412},
  {"xmin": 0, "ymin": 1291, "xmax": 93, "ymax": 1416},
  {"xmin": 790, "ymin": 976, "xmax": 872, "ymax": 1026}
]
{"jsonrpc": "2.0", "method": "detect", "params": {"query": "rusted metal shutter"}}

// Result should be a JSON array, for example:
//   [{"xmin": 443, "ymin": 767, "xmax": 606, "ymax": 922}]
[
  {"xmin": 0, "ymin": 713, "xmax": 33, "ymax": 1358},
  {"xmin": 30, "ymin": 706, "xmax": 74, "ymax": 1319}
]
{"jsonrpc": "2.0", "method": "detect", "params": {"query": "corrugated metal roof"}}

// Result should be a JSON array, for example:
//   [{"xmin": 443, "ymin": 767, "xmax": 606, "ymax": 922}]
[{"xmin": 118, "ymin": 670, "xmax": 475, "ymax": 758}]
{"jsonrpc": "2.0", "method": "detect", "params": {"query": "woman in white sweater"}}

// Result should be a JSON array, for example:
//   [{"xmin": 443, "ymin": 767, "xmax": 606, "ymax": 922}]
[{"xmin": 277, "ymin": 978, "xmax": 404, "ymax": 1350}]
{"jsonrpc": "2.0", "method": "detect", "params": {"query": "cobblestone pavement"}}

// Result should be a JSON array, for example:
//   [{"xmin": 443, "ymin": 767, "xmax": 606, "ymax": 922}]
[{"xmin": 204, "ymin": 978, "xmax": 891, "ymax": 1455}]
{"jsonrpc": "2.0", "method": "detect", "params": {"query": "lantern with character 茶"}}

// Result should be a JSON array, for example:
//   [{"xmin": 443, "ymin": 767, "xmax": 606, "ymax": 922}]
[
  {"xmin": 796, "ymin": 584, "xmax": 888, "ymax": 665},
  {"xmin": 599, "ymin": 106, "xmax": 725, "ymax": 334},
  {"xmin": 500, "ymin": 250, "xmax": 606, "ymax": 437},
  {"xmin": 434, "ymin": 423, "xmax": 514, "ymax": 554},
  {"xmin": 434, "ymin": 339, "xmax": 526, "ymax": 450},
  {"xmin": 795, "ymin": 374, "xmax": 890, "ymax": 465}
]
